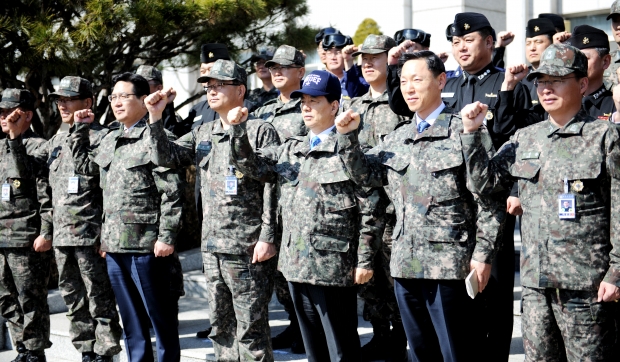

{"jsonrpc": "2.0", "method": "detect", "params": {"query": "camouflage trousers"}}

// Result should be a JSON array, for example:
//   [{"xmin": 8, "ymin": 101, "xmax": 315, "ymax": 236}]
[
  {"xmin": 274, "ymin": 270, "xmax": 294, "ymax": 316},
  {"xmin": 203, "ymin": 252, "xmax": 275, "ymax": 362},
  {"xmin": 522, "ymin": 286, "xmax": 617, "ymax": 362},
  {"xmin": 358, "ymin": 214, "xmax": 400, "ymax": 323},
  {"xmin": 54, "ymin": 245, "xmax": 122, "ymax": 356},
  {"xmin": 0, "ymin": 247, "xmax": 52, "ymax": 351}
]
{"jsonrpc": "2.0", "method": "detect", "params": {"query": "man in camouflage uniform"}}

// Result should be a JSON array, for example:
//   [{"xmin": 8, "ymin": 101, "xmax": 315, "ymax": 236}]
[
  {"xmin": 248, "ymin": 48, "xmax": 279, "ymax": 107},
  {"xmin": 605, "ymin": 1, "xmax": 620, "ymax": 90},
  {"xmin": 342, "ymin": 34, "xmax": 409, "ymax": 362},
  {"xmin": 335, "ymin": 51, "xmax": 505, "ymax": 361},
  {"xmin": 0, "ymin": 89, "xmax": 53, "ymax": 362},
  {"xmin": 72, "ymin": 73, "xmax": 183, "ymax": 362},
  {"xmin": 145, "ymin": 59, "xmax": 280, "ymax": 362},
  {"xmin": 228, "ymin": 70, "xmax": 378, "ymax": 362},
  {"xmin": 460, "ymin": 44, "xmax": 620, "ymax": 361},
  {"xmin": 253, "ymin": 44, "xmax": 307, "ymax": 353},
  {"xmin": 30, "ymin": 77, "xmax": 121, "ymax": 362}
]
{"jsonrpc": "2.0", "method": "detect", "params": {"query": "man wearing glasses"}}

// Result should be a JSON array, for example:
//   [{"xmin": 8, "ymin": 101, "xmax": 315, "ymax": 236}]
[
  {"xmin": 24, "ymin": 77, "xmax": 122, "ymax": 362},
  {"xmin": 460, "ymin": 43, "xmax": 620, "ymax": 361},
  {"xmin": 72, "ymin": 73, "xmax": 183, "ymax": 362},
  {"xmin": 322, "ymin": 33, "xmax": 369, "ymax": 101},
  {"xmin": 144, "ymin": 59, "xmax": 280, "ymax": 362},
  {"xmin": 248, "ymin": 48, "xmax": 279, "ymax": 107},
  {"xmin": 251, "ymin": 44, "xmax": 307, "ymax": 354},
  {"xmin": 0, "ymin": 88, "xmax": 53, "ymax": 362}
]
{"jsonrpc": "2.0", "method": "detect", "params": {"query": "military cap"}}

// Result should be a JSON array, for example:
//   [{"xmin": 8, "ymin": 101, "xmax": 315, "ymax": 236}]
[
  {"xmin": 0, "ymin": 88, "xmax": 35, "ymax": 110},
  {"xmin": 265, "ymin": 45, "xmax": 305, "ymax": 67},
  {"xmin": 135, "ymin": 65, "xmax": 163, "ymax": 83},
  {"xmin": 49, "ymin": 76, "xmax": 93, "ymax": 99},
  {"xmin": 315, "ymin": 27, "xmax": 342, "ymax": 45},
  {"xmin": 450, "ymin": 12, "xmax": 492, "ymax": 37},
  {"xmin": 569, "ymin": 25, "xmax": 610, "ymax": 50},
  {"xmin": 291, "ymin": 70, "xmax": 340, "ymax": 100},
  {"xmin": 445, "ymin": 23, "xmax": 454, "ymax": 42},
  {"xmin": 526, "ymin": 18, "xmax": 556, "ymax": 38},
  {"xmin": 352, "ymin": 35, "xmax": 396, "ymax": 57},
  {"xmin": 607, "ymin": 1, "xmax": 620, "ymax": 20},
  {"xmin": 526, "ymin": 44, "xmax": 588, "ymax": 81},
  {"xmin": 538, "ymin": 13, "xmax": 565, "ymax": 31},
  {"xmin": 251, "ymin": 47, "xmax": 275, "ymax": 63},
  {"xmin": 198, "ymin": 59, "xmax": 247, "ymax": 85},
  {"xmin": 200, "ymin": 43, "xmax": 231, "ymax": 64}
]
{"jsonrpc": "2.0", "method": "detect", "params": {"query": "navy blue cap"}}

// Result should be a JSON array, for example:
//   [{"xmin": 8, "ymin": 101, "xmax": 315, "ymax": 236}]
[
  {"xmin": 291, "ymin": 70, "xmax": 341, "ymax": 100},
  {"xmin": 451, "ymin": 12, "xmax": 492, "ymax": 37}
]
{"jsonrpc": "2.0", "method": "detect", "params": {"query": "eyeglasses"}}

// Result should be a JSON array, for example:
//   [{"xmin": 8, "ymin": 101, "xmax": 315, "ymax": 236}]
[
  {"xmin": 254, "ymin": 60, "xmax": 267, "ymax": 68},
  {"xmin": 203, "ymin": 82, "xmax": 240, "ymax": 93},
  {"xmin": 394, "ymin": 29, "xmax": 430, "ymax": 46},
  {"xmin": 533, "ymin": 76, "xmax": 577, "ymax": 89},
  {"xmin": 108, "ymin": 93, "xmax": 136, "ymax": 103},
  {"xmin": 322, "ymin": 34, "xmax": 353, "ymax": 50},
  {"xmin": 268, "ymin": 65, "xmax": 301, "ymax": 74},
  {"xmin": 55, "ymin": 97, "xmax": 82, "ymax": 105}
]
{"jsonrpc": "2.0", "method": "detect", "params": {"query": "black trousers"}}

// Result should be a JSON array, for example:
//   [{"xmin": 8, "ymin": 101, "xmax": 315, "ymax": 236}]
[
  {"xmin": 288, "ymin": 282, "xmax": 360, "ymax": 362},
  {"xmin": 394, "ymin": 278, "xmax": 479, "ymax": 362}
]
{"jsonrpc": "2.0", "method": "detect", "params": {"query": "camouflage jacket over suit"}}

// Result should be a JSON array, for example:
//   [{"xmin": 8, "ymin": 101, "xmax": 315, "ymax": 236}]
[
  {"xmin": 30, "ymin": 123, "xmax": 109, "ymax": 246},
  {"xmin": 338, "ymin": 108, "xmax": 505, "ymax": 280},
  {"xmin": 71, "ymin": 119, "xmax": 183, "ymax": 253},
  {"xmin": 1, "ymin": 130, "xmax": 52, "ymax": 247},
  {"xmin": 460, "ymin": 111, "xmax": 620, "ymax": 291},
  {"xmin": 230, "ymin": 124, "xmax": 380, "ymax": 287},
  {"xmin": 253, "ymin": 97, "xmax": 308, "ymax": 141},
  {"xmin": 148, "ymin": 117, "xmax": 279, "ymax": 255}
]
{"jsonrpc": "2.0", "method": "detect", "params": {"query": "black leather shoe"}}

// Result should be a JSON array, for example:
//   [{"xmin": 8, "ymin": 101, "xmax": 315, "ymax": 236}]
[
  {"xmin": 25, "ymin": 351, "xmax": 46, "ymax": 362},
  {"xmin": 81, "ymin": 352, "xmax": 96, "ymax": 362},
  {"xmin": 290, "ymin": 338, "xmax": 306, "ymax": 354},
  {"xmin": 94, "ymin": 354, "xmax": 113, "ymax": 362},
  {"xmin": 10, "ymin": 342, "xmax": 28, "ymax": 362},
  {"xmin": 196, "ymin": 327, "xmax": 212, "ymax": 338}
]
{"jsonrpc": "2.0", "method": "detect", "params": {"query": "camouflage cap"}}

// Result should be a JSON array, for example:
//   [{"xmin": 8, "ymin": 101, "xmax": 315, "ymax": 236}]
[
  {"xmin": 0, "ymin": 88, "xmax": 35, "ymax": 110},
  {"xmin": 526, "ymin": 44, "xmax": 588, "ymax": 81},
  {"xmin": 135, "ymin": 65, "xmax": 163, "ymax": 83},
  {"xmin": 265, "ymin": 45, "xmax": 305, "ymax": 67},
  {"xmin": 352, "ymin": 34, "xmax": 396, "ymax": 57},
  {"xmin": 607, "ymin": 0, "xmax": 620, "ymax": 20},
  {"xmin": 197, "ymin": 59, "xmax": 247, "ymax": 85},
  {"xmin": 49, "ymin": 76, "xmax": 93, "ymax": 98}
]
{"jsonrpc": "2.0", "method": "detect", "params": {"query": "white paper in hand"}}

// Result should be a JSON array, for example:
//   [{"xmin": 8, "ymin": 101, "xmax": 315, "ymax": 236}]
[{"xmin": 465, "ymin": 269, "xmax": 479, "ymax": 299}]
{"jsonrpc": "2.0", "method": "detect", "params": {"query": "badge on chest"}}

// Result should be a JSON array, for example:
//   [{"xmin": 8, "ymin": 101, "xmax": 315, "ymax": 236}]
[{"xmin": 558, "ymin": 178, "xmax": 576, "ymax": 219}]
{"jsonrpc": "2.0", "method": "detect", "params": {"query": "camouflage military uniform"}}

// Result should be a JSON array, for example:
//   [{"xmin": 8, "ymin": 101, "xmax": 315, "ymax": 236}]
[
  {"xmin": 72, "ymin": 118, "xmax": 183, "ymax": 361},
  {"xmin": 460, "ymin": 110, "xmax": 620, "ymax": 361},
  {"xmin": 254, "ymin": 97, "xmax": 307, "ymax": 140},
  {"xmin": 0, "ymin": 130, "xmax": 53, "ymax": 352},
  {"xmin": 148, "ymin": 114, "xmax": 279, "ymax": 361},
  {"xmin": 343, "ymin": 90, "xmax": 407, "ymax": 323},
  {"xmin": 247, "ymin": 87, "xmax": 279, "ymax": 108},
  {"xmin": 30, "ymin": 122, "xmax": 122, "ymax": 356},
  {"xmin": 603, "ymin": 50, "xmax": 619, "ymax": 90}
]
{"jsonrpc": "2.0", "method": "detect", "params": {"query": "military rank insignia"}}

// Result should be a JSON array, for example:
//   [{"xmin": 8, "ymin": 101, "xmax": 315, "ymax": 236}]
[
  {"xmin": 571, "ymin": 180, "xmax": 584, "ymax": 193},
  {"xmin": 12, "ymin": 180, "xmax": 20, "ymax": 188},
  {"xmin": 235, "ymin": 170, "xmax": 244, "ymax": 179},
  {"xmin": 485, "ymin": 111, "xmax": 493, "ymax": 120}
]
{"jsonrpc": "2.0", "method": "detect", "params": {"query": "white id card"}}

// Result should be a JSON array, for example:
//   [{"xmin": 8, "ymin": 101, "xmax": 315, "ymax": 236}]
[
  {"xmin": 68, "ymin": 176, "xmax": 79, "ymax": 194},
  {"xmin": 558, "ymin": 194, "xmax": 576, "ymax": 219},
  {"xmin": 1, "ymin": 184, "xmax": 10, "ymax": 201},
  {"xmin": 225, "ymin": 176, "xmax": 238, "ymax": 195}
]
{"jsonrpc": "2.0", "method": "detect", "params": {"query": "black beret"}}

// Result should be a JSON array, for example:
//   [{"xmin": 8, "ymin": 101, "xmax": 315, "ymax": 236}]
[
  {"xmin": 538, "ymin": 13, "xmax": 565, "ymax": 32},
  {"xmin": 526, "ymin": 18, "xmax": 556, "ymax": 38},
  {"xmin": 445, "ymin": 23, "xmax": 453, "ymax": 42},
  {"xmin": 200, "ymin": 44, "xmax": 230, "ymax": 64},
  {"xmin": 450, "ymin": 12, "xmax": 492, "ymax": 37},
  {"xmin": 568, "ymin": 25, "xmax": 610, "ymax": 50}
]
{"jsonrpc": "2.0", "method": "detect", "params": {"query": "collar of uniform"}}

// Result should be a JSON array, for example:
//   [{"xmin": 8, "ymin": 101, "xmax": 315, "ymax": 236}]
[
  {"xmin": 614, "ymin": 49, "xmax": 620, "ymax": 63},
  {"xmin": 547, "ymin": 111, "xmax": 587, "ymax": 136},
  {"xmin": 120, "ymin": 118, "xmax": 147, "ymax": 139},
  {"xmin": 280, "ymin": 96, "xmax": 302, "ymax": 112},
  {"xmin": 359, "ymin": 89, "xmax": 389, "ymax": 104},
  {"xmin": 212, "ymin": 118, "xmax": 228, "ymax": 137},
  {"xmin": 412, "ymin": 107, "xmax": 453, "ymax": 141},
  {"xmin": 461, "ymin": 62, "xmax": 496, "ymax": 87},
  {"xmin": 583, "ymin": 84, "xmax": 611, "ymax": 106},
  {"xmin": 295, "ymin": 127, "xmax": 337, "ymax": 156}
]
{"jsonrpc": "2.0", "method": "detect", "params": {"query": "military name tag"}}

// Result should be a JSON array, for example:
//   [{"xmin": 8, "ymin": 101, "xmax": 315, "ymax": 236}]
[
  {"xmin": 1, "ymin": 183, "xmax": 10, "ymax": 201},
  {"xmin": 68, "ymin": 176, "xmax": 79, "ymax": 194},
  {"xmin": 197, "ymin": 140, "xmax": 212, "ymax": 152},
  {"xmin": 441, "ymin": 92, "xmax": 455, "ymax": 98},
  {"xmin": 225, "ymin": 176, "xmax": 238, "ymax": 195}
]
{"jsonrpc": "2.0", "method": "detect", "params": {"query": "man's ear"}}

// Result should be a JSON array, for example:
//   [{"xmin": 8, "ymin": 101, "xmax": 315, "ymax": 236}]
[
  {"xmin": 140, "ymin": 95, "xmax": 147, "ymax": 108},
  {"xmin": 579, "ymin": 76, "xmax": 589, "ymax": 95},
  {"xmin": 330, "ymin": 100, "xmax": 339, "ymax": 115},
  {"xmin": 156, "ymin": 84, "xmax": 164, "ymax": 92},
  {"xmin": 23, "ymin": 110, "xmax": 33, "ymax": 123}
]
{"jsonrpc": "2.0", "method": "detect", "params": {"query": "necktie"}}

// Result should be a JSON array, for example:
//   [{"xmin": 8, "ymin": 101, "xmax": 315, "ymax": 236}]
[
  {"xmin": 310, "ymin": 136, "xmax": 321, "ymax": 149},
  {"xmin": 466, "ymin": 75, "xmax": 477, "ymax": 104},
  {"xmin": 417, "ymin": 120, "xmax": 430, "ymax": 134}
]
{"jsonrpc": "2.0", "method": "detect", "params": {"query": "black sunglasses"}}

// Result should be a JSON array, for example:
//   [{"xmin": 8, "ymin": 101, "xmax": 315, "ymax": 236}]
[
  {"xmin": 315, "ymin": 27, "xmax": 342, "ymax": 45},
  {"xmin": 322, "ymin": 34, "xmax": 353, "ymax": 50},
  {"xmin": 394, "ymin": 29, "xmax": 431, "ymax": 46}
]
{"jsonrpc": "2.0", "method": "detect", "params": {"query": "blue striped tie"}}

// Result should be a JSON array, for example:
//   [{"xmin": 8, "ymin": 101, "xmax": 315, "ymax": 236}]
[
  {"xmin": 417, "ymin": 120, "xmax": 430, "ymax": 134},
  {"xmin": 310, "ymin": 136, "xmax": 321, "ymax": 149}
]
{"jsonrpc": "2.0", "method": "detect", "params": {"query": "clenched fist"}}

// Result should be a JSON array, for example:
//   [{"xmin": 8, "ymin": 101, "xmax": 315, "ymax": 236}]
[
  {"xmin": 335, "ymin": 109, "xmax": 361, "ymax": 134},
  {"xmin": 460, "ymin": 101, "xmax": 489, "ymax": 133},
  {"xmin": 502, "ymin": 64, "xmax": 529, "ymax": 91},
  {"xmin": 228, "ymin": 106, "xmax": 249, "ymax": 125},
  {"xmin": 74, "ymin": 109, "xmax": 95, "ymax": 124},
  {"xmin": 145, "ymin": 87, "xmax": 175, "ymax": 123}
]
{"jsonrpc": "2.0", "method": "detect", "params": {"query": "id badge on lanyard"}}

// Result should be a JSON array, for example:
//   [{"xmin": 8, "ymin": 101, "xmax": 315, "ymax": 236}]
[{"xmin": 558, "ymin": 177, "xmax": 576, "ymax": 219}]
